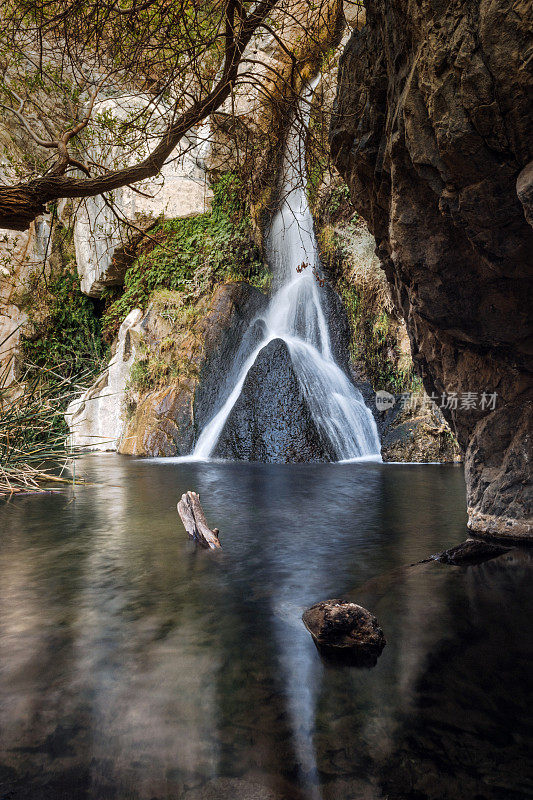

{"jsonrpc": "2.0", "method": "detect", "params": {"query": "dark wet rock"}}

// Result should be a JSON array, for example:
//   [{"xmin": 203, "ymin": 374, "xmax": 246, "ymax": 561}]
[
  {"xmin": 182, "ymin": 777, "xmax": 281, "ymax": 800},
  {"xmin": 194, "ymin": 284, "xmax": 268, "ymax": 433},
  {"xmin": 517, "ymin": 161, "xmax": 533, "ymax": 227},
  {"xmin": 214, "ymin": 338, "xmax": 337, "ymax": 462},
  {"xmin": 302, "ymin": 599, "xmax": 385, "ymax": 666},
  {"xmin": 331, "ymin": 0, "xmax": 533, "ymax": 539},
  {"xmin": 381, "ymin": 397, "xmax": 461, "ymax": 464},
  {"xmin": 431, "ymin": 538, "xmax": 511, "ymax": 566},
  {"xmin": 322, "ymin": 282, "xmax": 352, "ymax": 378}
]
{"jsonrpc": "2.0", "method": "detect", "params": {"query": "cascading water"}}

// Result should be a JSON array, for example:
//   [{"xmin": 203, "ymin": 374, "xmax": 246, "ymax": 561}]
[{"xmin": 192, "ymin": 78, "xmax": 381, "ymax": 462}]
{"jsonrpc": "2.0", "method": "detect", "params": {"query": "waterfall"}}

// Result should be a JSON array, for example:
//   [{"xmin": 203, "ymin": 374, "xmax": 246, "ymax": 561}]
[{"xmin": 192, "ymin": 78, "xmax": 381, "ymax": 462}]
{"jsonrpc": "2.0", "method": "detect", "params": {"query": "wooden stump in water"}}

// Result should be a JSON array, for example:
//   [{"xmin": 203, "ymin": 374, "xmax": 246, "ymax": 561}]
[{"xmin": 177, "ymin": 491, "xmax": 221, "ymax": 549}]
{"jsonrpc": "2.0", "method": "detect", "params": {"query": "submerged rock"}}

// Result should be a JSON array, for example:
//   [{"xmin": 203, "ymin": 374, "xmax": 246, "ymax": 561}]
[
  {"xmin": 431, "ymin": 538, "xmax": 511, "ymax": 566},
  {"xmin": 182, "ymin": 778, "xmax": 280, "ymax": 800},
  {"xmin": 214, "ymin": 338, "xmax": 337, "ymax": 462},
  {"xmin": 302, "ymin": 599, "xmax": 386, "ymax": 666}
]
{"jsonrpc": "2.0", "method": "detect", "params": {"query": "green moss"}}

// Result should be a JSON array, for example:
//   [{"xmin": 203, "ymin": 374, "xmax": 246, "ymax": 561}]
[
  {"xmin": 338, "ymin": 277, "xmax": 417, "ymax": 394},
  {"xmin": 102, "ymin": 173, "xmax": 270, "ymax": 339},
  {"xmin": 128, "ymin": 357, "xmax": 151, "ymax": 391}
]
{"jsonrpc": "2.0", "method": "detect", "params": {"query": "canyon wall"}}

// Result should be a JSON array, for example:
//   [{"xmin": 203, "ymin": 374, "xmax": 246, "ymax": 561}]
[{"xmin": 331, "ymin": 0, "xmax": 532, "ymax": 538}]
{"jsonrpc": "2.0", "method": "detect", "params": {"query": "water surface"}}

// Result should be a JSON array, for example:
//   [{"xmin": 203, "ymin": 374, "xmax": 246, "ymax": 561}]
[{"xmin": 0, "ymin": 456, "xmax": 531, "ymax": 799}]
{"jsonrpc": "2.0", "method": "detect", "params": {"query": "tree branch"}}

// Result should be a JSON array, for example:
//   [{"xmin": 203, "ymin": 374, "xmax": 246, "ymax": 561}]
[{"xmin": 0, "ymin": 0, "xmax": 278, "ymax": 230}]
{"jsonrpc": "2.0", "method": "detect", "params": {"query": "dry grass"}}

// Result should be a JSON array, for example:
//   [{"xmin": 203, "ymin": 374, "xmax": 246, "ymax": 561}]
[{"xmin": 0, "ymin": 346, "xmax": 91, "ymax": 497}]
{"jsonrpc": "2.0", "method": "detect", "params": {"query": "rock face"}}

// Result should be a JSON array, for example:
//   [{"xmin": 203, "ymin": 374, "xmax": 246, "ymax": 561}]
[
  {"xmin": 331, "ymin": 0, "xmax": 533, "ymax": 539},
  {"xmin": 65, "ymin": 283, "xmax": 267, "ymax": 455},
  {"xmin": 0, "ymin": 216, "xmax": 51, "ymax": 383},
  {"xmin": 214, "ymin": 338, "xmax": 337, "ymax": 462},
  {"xmin": 118, "ymin": 282, "xmax": 267, "ymax": 456},
  {"xmin": 302, "ymin": 599, "xmax": 386, "ymax": 666},
  {"xmin": 66, "ymin": 309, "xmax": 142, "ymax": 449},
  {"xmin": 73, "ymin": 96, "xmax": 212, "ymax": 298},
  {"xmin": 380, "ymin": 393, "xmax": 461, "ymax": 463}
]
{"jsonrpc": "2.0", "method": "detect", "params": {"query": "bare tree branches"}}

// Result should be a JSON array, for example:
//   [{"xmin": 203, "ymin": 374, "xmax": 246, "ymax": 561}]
[
  {"xmin": 0, "ymin": 0, "xmax": 278, "ymax": 229},
  {"xmin": 0, "ymin": 0, "xmax": 346, "ymax": 231}
]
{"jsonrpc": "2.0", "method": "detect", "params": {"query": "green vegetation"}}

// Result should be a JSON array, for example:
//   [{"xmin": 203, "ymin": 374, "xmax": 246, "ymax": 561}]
[
  {"xmin": 16, "ymin": 223, "xmax": 108, "ymax": 382},
  {"xmin": 318, "ymin": 217, "xmax": 418, "ymax": 395},
  {"xmin": 0, "ymin": 224, "xmax": 109, "ymax": 494},
  {"xmin": 125, "ymin": 288, "xmax": 206, "ymax": 395},
  {"xmin": 0, "ymin": 356, "xmax": 87, "ymax": 496},
  {"xmin": 20, "ymin": 265, "xmax": 108, "ymax": 382},
  {"xmin": 339, "ymin": 276, "xmax": 418, "ymax": 394},
  {"xmin": 102, "ymin": 173, "xmax": 270, "ymax": 339}
]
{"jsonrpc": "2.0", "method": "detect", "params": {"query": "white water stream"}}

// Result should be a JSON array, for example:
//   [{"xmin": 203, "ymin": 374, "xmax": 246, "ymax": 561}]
[{"xmin": 192, "ymin": 79, "xmax": 381, "ymax": 462}]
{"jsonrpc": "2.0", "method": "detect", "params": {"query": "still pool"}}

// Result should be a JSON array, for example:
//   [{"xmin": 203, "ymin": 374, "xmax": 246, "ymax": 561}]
[{"xmin": 0, "ymin": 456, "xmax": 531, "ymax": 799}]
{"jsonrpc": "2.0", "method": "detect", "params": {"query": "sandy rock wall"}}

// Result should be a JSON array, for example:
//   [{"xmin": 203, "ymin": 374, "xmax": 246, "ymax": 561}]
[
  {"xmin": 66, "ymin": 308, "xmax": 142, "ymax": 450},
  {"xmin": 0, "ymin": 217, "xmax": 52, "ymax": 385}
]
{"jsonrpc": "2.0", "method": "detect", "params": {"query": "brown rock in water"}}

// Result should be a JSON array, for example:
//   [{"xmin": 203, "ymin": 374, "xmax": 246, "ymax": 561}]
[
  {"xmin": 331, "ymin": 0, "xmax": 533, "ymax": 539},
  {"xmin": 302, "ymin": 600, "xmax": 385, "ymax": 666},
  {"xmin": 119, "ymin": 282, "xmax": 267, "ymax": 456}
]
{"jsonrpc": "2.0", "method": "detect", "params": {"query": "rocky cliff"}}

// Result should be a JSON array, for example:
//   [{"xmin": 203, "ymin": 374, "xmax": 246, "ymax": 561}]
[{"xmin": 331, "ymin": 0, "xmax": 532, "ymax": 539}]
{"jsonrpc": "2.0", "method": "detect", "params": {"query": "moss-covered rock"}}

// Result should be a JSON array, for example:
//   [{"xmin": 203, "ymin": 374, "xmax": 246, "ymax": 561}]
[
  {"xmin": 119, "ymin": 281, "xmax": 267, "ymax": 456},
  {"xmin": 316, "ymin": 191, "xmax": 460, "ymax": 463}
]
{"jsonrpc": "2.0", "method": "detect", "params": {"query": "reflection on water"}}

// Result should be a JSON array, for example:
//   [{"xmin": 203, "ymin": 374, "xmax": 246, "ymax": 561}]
[{"xmin": 0, "ymin": 456, "xmax": 531, "ymax": 799}]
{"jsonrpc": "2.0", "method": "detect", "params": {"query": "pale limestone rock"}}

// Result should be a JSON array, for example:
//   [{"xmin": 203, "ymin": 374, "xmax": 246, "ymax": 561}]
[
  {"xmin": 66, "ymin": 308, "xmax": 142, "ymax": 449},
  {"xmin": 74, "ymin": 95, "xmax": 212, "ymax": 297},
  {"xmin": 0, "ymin": 216, "xmax": 51, "ymax": 383}
]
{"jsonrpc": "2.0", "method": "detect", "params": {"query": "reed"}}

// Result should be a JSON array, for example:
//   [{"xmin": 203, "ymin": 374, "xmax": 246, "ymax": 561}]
[{"xmin": 0, "ymin": 343, "xmax": 91, "ymax": 497}]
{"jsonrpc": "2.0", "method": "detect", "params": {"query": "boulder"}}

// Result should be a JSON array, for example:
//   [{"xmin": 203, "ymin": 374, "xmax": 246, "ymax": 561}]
[
  {"xmin": 193, "ymin": 288, "xmax": 268, "ymax": 433},
  {"xmin": 214, "ymin": 338, "xmax": 337, "ymax": 462},
  {"xmin": 302, "ymin": 599, "xmax": 386, "ymax": 666}
]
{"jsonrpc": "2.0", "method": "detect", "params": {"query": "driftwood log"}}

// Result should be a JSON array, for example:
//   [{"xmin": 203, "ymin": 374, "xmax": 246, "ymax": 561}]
[{"xmin": 177, "ymin": 491, "xmax": 221, "ymax": 549}]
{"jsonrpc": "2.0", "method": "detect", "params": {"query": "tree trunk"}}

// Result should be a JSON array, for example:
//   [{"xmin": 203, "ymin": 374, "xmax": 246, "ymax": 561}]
[{"xmin": 177, "ymin": 491, "xmax": 221, "ymax": 549}]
